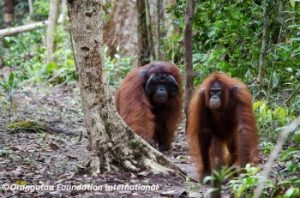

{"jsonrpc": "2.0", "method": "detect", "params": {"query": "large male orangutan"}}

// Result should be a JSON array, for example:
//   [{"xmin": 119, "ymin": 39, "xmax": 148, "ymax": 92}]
[
  {"xmin": 187, "ymin": 72, "xmax": 259, "ymax": 179},
  {"xmin": 115, "ymin": 61, "xmax": 183, "ymax": 151}
]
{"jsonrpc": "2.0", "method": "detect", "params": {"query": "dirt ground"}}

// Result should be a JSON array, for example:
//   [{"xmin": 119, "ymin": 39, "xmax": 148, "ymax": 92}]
[{"xmin": 0, "ymin": 83, "xmax": 207, "ymax": 197}]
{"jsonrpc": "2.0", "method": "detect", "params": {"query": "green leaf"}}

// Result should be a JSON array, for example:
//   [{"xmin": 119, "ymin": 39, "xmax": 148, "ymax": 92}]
[
  {"xmin": 245, "ymin": 176, "xmax": 258, "ymax": 185},
  {"xmin": 284, "ymin": 187, "xmax": 299, "ymax": 197},
  {"xmin": 206, "ymin": 187, "xmax": 220, "ymax": 194},
  {"xmin": 46, "ymin": 62, "xmax": 58, "ymax": 72},
  {"xmin": 272, "ymin": 72, "xmax": 281, "ymax": 88},
  {"xmin": 203, "ymin": 176, "xmax": 215, "ymax": 184},
  {"xmin": 294, "ymin": 130, "xmax": 300, "ymax": 144},
  {"xmin": 253, "ymin": 101, "xmax": 264, "ymax": 111},
  {"xmin": 286, "ymin": 67, "xmax": 293, "ymax": 72},
  {"xmin": 8, "ymin": 73, "xmax": 15, "ymax": 87},
  {"xmin": 290, "ymin": 0, "xmax": 296, "ymax": 8}
]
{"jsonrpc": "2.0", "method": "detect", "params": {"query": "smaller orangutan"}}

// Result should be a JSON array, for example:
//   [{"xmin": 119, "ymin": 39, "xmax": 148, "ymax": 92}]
[
  {"xmin": 115, "ymin": 61, "xmax": 183, "ymax": 151},
  {"xmin": 187, "ymin": 72, "xmax": 259, "ymax": 179}
]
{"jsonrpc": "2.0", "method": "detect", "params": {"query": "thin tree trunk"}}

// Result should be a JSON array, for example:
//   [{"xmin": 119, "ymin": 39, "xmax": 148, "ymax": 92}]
[
  {"xmin": 258, "ymin": 2, "xmax": 269, "ymax": 89},
  {"xmin": 67, "ymin": 0, "xmax": 186, "ymax": 177},
  {"xmin": 267, "ymin": 1, "xmax": 283, "ymax": 98},
  {"xmin": 145, "ymin": 0, "xmax": 156, "ymax": 61},
  {"xmin": 156, "ymin": 0, "xmax": 164, "ymax": 59},
  {"xmin": 137, "ymin": 0, "xmax": 150, "ymax": 66},
  {"xmin": 4, "ymin": 0, "xmax": 14, "ymax": 27},
  {"xmin": 2, "ymin": 0, "xmax": 14, "ymax": 68},
  {"xmin": 184, "ymin": 0, "xmax": 195, "ymax": 125},
  {"xmin": 46, "ymin": 0, "xmax": 60, "ymax": 64},
  {"xmin": 28, "ymin": 0, "xmax": 34, "ymax": 17},
  {"xmin": 103, "ymin": 1, "xmax": 138, "ymax": 58}
]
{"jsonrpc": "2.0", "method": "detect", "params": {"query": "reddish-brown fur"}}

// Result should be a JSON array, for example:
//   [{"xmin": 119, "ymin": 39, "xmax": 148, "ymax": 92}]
[
  {"xmin": 187, "ymin": 72, "xmax": 259, "ymax": 179},
  {"xmin": 115, "ymin": 61, "xmax": 183, "ymax": 150}
]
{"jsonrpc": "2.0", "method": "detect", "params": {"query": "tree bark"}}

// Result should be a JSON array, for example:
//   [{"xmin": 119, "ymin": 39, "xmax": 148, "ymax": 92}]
[
  {"xmin": 184, "ymin": 0, "xmax": 195, "ymax": 125},
  {"xmin": 103, "ymin": 0, "xmax": 138, "ymax": 58},
  {"xmin": 258, "ymin": 2, "xmax": 269, "ymax": 89},
  {"xmin": 156, "ymin": 0, "xmax": 164, "ymax": 60},
  {"xmin": 145, "ymin": 0, "xmax": 156, "ymax": 62},
  {"xmin": 28, "ymin": 0, "xmax": 34, "ymax": 17},
  {"xmin": 67, "ymin": 0, "xmax": 186, "ymax": 177},
  {"xmin": 267, "ymin": 1, "xmax": 283, "ymax": 98},
  {"xmin": 4, "ymin": 0, "xmax": 14, "ymax": 27},
  {"xmin": 137, "ymin": 0, "xmax": 150, "ymax": 66},
  {"xmin": 46, "ymin": 0, "xmax": 60, "ymax": 64}
]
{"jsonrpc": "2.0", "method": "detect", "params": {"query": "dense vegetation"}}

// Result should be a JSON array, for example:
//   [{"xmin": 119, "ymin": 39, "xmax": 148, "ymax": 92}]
[{"xmin": 0, "ymin": 0, "xmax": 299, "ymax": 197}]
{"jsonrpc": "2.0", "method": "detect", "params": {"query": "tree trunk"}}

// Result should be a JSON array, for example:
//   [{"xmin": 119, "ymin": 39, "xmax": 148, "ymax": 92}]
[
  {"xmin": 67, "ymin": 0, "xmax": 186, "ymax": 176},
  {"xmin": 3, "ymin": 0, "xmax": 14, "ymax": 27},
  {"xmin": 184, "ymin": 0, "xmax": 195, "ymax": 126},
  {"xmin": 271, "ymin": 0, "xmax": 283, "ymax": 44},
  {"xmin": 2, "ymin": 0, "xmax": 14, "ymax": 68},
  {"xmin": 145, "ymin": 0, "xmax": 156, "ymax": 61},
  {"xmin": 46, "ymin": 0, "xmax": 60, "ymax": 64},
  {"xmin": 258, "ymin": 2, "xmax": 269, "ymax": 90},
  {"xmin": 156, "ymin": 0, "xmax": 164, "ymax": 60},
  {"xmin": 267, "ymin": 1, "xmax": 283, "ymax": 98},
  {"xmin": 103, "ymin": 0, "xmax": 138, "ymax": 58},
  {"xmin": 28, "ymin": 0, "xmax": 34, "ymax": 17},
  {"xmin": 137, "ymin": 0, "xmax": 150, "ymax": 66}
]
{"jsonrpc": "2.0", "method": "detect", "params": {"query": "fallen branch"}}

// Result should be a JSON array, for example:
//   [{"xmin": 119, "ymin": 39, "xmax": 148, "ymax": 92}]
[
  {"xmin": 253, "ymin": 116, "xmax": 300, "ymax": 198},
  {"xmin": 0, "ymin": 21, "xmax": 49, "ymax": 37}
]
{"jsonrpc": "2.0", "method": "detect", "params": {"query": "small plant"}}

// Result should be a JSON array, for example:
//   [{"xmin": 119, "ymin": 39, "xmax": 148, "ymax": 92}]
[
  {"xmin": 104, "ymin": 48, "xmax": 133, "ymax": 87},
  {"xmin": 253, "ymin": 101, "xmax": 294, "ymax": 140},
  {"xmin": 0, "ymin": 72, "xmax": 19, "ymax": 117},
  {"xmin": 228, "ymin": 164, "xmax": 264, "ymax": 197},
  {"xmin": 260, "ymin": 141, "xmax": 275, "ymax": 156},
  {"xmin": 204, "ymin": 166, "xmax": 236, "ymax": 197}
]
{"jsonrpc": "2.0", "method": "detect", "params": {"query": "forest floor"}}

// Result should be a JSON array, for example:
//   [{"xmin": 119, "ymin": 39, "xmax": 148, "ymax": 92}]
[{"xmin": 0, "ymin": 83, "xmax": 209, "ymax": 197}]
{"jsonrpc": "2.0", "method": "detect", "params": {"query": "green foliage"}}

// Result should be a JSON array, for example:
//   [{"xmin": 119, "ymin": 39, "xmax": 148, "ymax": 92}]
[
  {"xmin": 278, "ymin": 145, "xmax": 300, "ymax": 190},
  {"xmin": 228, "ymin": 119, "xmax": 300, "ymax": 197},
  {"xmin": 253, "ymin": 101, "xmax": 295, "ymax": 140},
  {"xmin": 294, "ymin": 130, "xmax": 300, "ymax": 144},
  {"xmin": 204, "ymin": 166, "xmax": 236, "ymax": 185},
  {"xmin": 270, "ymin": 171, "xmax": 300, "ymax": 198},
  {"xmin": 229, "ymin": 165, "xmax": 265, "ymax": 198},
  {"xmin": 0, "ymin": 1, "xmax": 298, "ymax": 197},
  {"xmin": 0, "ymin": 72, "xmax": 19, "ymax": 116},
  {"xmin": 164, "ymin": 1, "xmax": 185, "ymax": 64},
  {"xmin": 45, "ymin": 26, "xmax": 77, "ymax": 84},
  {"xmin": 284, "ymin": 187, "xmax": 300, "ymax": 198},
  {"xmin": 166, "ymin": 0, "xmax": 300, "ymax": 94},
  {"xmin": 104, "ymin": 49, "xmax": 133, "ymax": 87},
  {"xmin": 260, "ymin": 141, "xmax": 275, "ymax": 156},
  {"xmin": 0, "ymin": 25, "xmax": 77, "ymax": 85},
  {"xmin": 204, "ymin": 166, "xmax": 236, "ymax": 197},
  {"xmin": 6, "ymin": 32, "xmax": 42, "ymax": 81},
  {"xmin": 0, "ymin": 72, "xmax": 18, "ymax": 103},
  {"xmin": 32, "ymin": 0, "xmax": 49, "ymax": 20},
  {"xmin": 0, "ymin": 23, "xmax": 135, "ymax": 89},
  {"xmin": 253, "ymin": 100, "xmax": 299, "ymax": 198}
]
